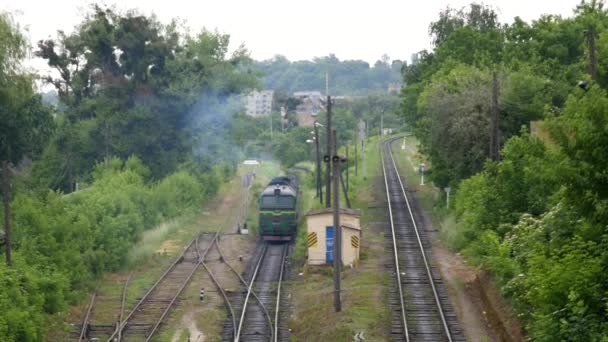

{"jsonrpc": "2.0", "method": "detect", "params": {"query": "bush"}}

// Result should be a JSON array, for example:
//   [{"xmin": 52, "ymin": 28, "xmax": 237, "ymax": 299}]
[
  {"xmin": 0, "ymin": 156, "xmax": 222, "ymax": 341},
  {"xmin": 152, "ymin": 171, "xmax": 205, "ymax": 219}
]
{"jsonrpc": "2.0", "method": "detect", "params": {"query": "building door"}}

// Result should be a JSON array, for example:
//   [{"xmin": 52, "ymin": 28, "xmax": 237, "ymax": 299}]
[{"xmin": 326, "ymin": 226, "xmax": 334, "ymax": 263}]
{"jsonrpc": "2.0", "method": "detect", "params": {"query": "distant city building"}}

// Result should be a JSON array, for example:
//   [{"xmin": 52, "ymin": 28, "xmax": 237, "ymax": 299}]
[
  {"xmin": 388, "ymin": 83, "xmax": 402, "ymax": 93},
  {"xmin": 245, "ymin": 90, "xmax": 274, "ymax": 117},
  {"xmin": 293, "ymin": 91, "xmax": 323, "ymax": 127}
]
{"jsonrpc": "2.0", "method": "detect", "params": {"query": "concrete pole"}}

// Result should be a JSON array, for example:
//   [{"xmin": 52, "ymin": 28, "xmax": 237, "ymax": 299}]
[
  {"xmin": 354, "ymin": 135, "xmax": 358, "ymax": 177},
  {"xmin": 270, "ymin": 112, "xmax": 273, "ymax": 141},
  {"xmin": 325, "ymin": 96, "xmax": 332, "ymax": 208},
  {"xmin": 331, "ymin": 128, "xmax": 342, "ymax": 312},
  {"xmin": 346, "ymin": 144, "xmax": 349, "ymax": 192},
  {"xmin": 314, "ymin": 124, "xmax": 323, "ymax": 205}
]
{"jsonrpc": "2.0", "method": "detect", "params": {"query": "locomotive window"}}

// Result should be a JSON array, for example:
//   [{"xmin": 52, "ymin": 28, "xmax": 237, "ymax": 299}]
[{"xmin": 261, "ymin": 195, "xmax": 294, "ymax": 208}]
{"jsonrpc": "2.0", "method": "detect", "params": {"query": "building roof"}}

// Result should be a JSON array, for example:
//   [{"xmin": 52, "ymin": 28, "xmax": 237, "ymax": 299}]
[
  {"xmin": 306, "ymin": 207, "xmax": 362, "ymax": 217},
  {"xmin": 341, "ymin": 222, "xmax": 361, "ymax": 231}
]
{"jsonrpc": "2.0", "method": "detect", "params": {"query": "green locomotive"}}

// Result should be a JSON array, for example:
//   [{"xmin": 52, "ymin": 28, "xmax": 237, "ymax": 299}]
[{"xmin": 259, "ymin": 175, "xmax": 299, "ymax": 241}]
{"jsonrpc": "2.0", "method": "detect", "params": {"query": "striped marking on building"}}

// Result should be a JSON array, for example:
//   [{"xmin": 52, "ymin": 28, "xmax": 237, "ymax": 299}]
[
  {"xmin": 351, "ymin": 235, "xmax": 360, "ymax": 248},
  {"xmin": 307, "ymin": 232, "xmax": 318, "ymax": 247}
]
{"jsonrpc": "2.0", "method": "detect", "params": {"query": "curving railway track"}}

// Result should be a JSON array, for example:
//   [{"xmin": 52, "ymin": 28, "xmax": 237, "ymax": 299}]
[
  {"xmin": 232, "ymin": 242, "xmax": 289, "ymax": 342},
  {"xmin": 381, "ymin": 138, "xmax": 465, "ymax": 342}
]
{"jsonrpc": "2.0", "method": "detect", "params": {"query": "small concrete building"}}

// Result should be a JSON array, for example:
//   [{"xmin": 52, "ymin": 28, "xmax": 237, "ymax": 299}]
[{"xmin": 305, "ymin": 208, "xmax": 362, "ymax": 266}]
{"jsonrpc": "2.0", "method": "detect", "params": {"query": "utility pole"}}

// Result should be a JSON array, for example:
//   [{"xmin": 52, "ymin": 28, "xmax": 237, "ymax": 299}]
[
  {"xmin": 339, "ymin": 172, "xmax": 351, "ymax": 209},
  {"xmin": 325, "ymin": 95, "xmax": 332, "ymax": 208},
  {"xmin": 490, "ymin": 71, "xmax": 500, "ymax": 161},
  {"xmin": 280, "ymin": 106, "xmax": 286, "ymax": 133},
  {"xmin": 331, "ymin": 129, "xmax": 342, "ymax": 312},
  {"xmin": 345, "ymin": 144, "xmax": 349, "ymax": 192},
  {"xmin": 270, "ymin": 112, "xmax": 273, "ymax": 141},
  {"xmin": 354, "ymin": 134, "xmax": 358, "ymax": 177},
  {"xmin": 362, "ymin": 139, "xmax": 366, "ymax": 180},
  {"xmin": 380, "ymin": 111, "xmax": 384, "ymax": 137},
  {"xmin": 314, "ymin": 122, "xmax": 323, "ymax": 205}
]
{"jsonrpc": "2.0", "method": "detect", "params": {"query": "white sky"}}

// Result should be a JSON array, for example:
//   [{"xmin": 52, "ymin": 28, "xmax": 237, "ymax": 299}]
[{"xmin": 2, "ymin": 0, "xmax": 577, "ymax": 73}]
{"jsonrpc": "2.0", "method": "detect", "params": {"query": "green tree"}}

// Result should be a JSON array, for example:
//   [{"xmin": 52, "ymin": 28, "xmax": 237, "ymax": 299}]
[{"xmin": 0, "ymin": 13, "xmax": 53, "ymax": 265}]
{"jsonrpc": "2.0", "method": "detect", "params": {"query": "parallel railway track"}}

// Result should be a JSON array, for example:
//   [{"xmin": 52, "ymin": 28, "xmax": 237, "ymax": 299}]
[{"xmin": 381, "ymin": 138, "xmax": 464, "ymax": 341}]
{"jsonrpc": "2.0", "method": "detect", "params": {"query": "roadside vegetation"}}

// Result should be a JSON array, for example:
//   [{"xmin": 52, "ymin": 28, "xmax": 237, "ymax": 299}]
[
  {"xmin": 402, "ymin": 1, "xmax": 608, "ymax": 339},
  {"xmin": 0, "ymin": 5, "xmax": 254, "ymax": 340}
]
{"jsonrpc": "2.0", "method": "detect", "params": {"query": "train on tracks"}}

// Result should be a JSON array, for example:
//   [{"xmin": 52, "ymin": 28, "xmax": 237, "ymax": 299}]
[{"xmin": 259, "ymin": 175, "xmax": 299, "ymax": 241}]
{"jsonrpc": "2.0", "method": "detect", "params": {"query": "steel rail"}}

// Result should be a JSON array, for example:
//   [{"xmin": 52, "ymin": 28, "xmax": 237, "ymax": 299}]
[
  {"xmin": 273, "ymin": 244, "xmax": 288, "ymax": 342},
  {"xmin": 200, "ymin": 235, "xmax": 237, "ymax": 341},
  {"xmin": 215, "ymin": 237, "xmax": 273, "ymax": 340},
  {"xmin": 234, "ymin": 243, "xmax": 273, "ymax": 342},
  {"xmin": 145, "ymin": 232, "xmax": 218, "ymax": 341},
  {"xmin": 380, "ymin": 139, "xmax": 410, "ymax": 342},
  {"xmin": 386, "ymin": 139, "xmax": 453, "ymax": 341},
  {"xmin": 107, "ymin": 237, "xmax": 198, "ymax": 342},
  {"xmin": 78, "ymin": 292, "xmax": 96, "ymax": 341},
  {"xmin": 117, "ymin": 273, "xmax": 132, "ymax": 341}
]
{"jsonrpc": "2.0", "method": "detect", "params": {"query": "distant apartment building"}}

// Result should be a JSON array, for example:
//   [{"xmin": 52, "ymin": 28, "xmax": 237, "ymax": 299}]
[
  {"xmin": 245, "ymin": 90, "xmax": 274, "ymax": 117},
  {"xmin": 293, "ymin": 91, "xmax": 323, "ymax": 127}
]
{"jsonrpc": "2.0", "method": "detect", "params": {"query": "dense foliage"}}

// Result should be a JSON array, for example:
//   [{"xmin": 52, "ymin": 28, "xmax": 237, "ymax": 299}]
[
  {"xmin": 35, "ymin": 5, "xmax": 257, "ymax": 190},
  {"xmin": 0, "ymin": 157, "xmax": 225, "ymax": 340},
  {"xmin": 404, "ymin": 1, "xmax": 608, "ymax": 339},
  {"xmin": 0, "ymin": 4, "xmax": 255, "ymax": 340},
  {"xmin": 255, "ymin": 54, "xmax": 403, "ymax": 95}
]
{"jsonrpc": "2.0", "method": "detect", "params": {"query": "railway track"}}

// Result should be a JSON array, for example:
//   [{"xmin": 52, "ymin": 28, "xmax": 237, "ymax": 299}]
[
  {"xmin": 231, "ymin": 242, "xmax": 288, "ymax": 342},
  {"xmin": 381, "ymin": 138, "xmax": 464, "ymax": 342},
  {"xmin": 76, "ymin": 274, "xmax": 131, "ymax": 341},
  {"xmin": 105, "ymin": 232, "xmax": 217, "ymax": 342}
]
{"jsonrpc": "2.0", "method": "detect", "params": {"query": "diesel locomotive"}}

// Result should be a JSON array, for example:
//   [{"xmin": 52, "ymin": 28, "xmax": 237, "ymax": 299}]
[{"xmin": 259, "ymin": 175, "xmax": 299, "ymax": 241}]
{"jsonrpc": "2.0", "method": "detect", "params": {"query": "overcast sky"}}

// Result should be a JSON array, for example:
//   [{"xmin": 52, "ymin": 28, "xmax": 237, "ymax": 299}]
[{"xmin": 2, "ymin": 0, "xmax": 578, "ymax": 72}]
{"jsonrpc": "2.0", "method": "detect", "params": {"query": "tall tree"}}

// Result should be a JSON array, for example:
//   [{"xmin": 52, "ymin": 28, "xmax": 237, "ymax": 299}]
[
  {"xmin": 0, "ymin": 13, "xmax": 53, "ymax": 265},
  {"xmin": 576, "ymin": 0, "xmax": 608, "ymax": 82}
]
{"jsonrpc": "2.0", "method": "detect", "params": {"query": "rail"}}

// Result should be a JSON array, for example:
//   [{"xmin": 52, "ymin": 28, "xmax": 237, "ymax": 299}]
[
  {"xmin": 144, "ymin": 232, "xmax": 219, "ymax": 341},
  {"xmin": 382, "ymin": 137, "xmax": 455, "ymax": 341},
  {"xmin": 78, "ymin": 293, "xmax": 96, "ymax": 341},
  {"xmin": 201, "ymin": 235, "xmax": 238, "ymax": 341},
  {"xmin": 386, "ymin": 139, "xmax": 452, "ymax": 341},
  {"xmin": 216, "ymin": 238, "xmax": 273, "ymax": 341},
  {"xmin": 116, "ymin": 274, "xmax": 131, "ymax": 341},
  {"xmin": 380, "ymin": 139, "xmax": 409, "ymax": 341},
  {"xmin": 235, "ymin": 243, "xmax": 270, "ymax": 342},
  {"xmin": 107, "ymin": 237, "xmax": 199, "ymax": 342},
  {"xmin": 273, "ymin": 244, "xmax": 288, "ymax": 342}
]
